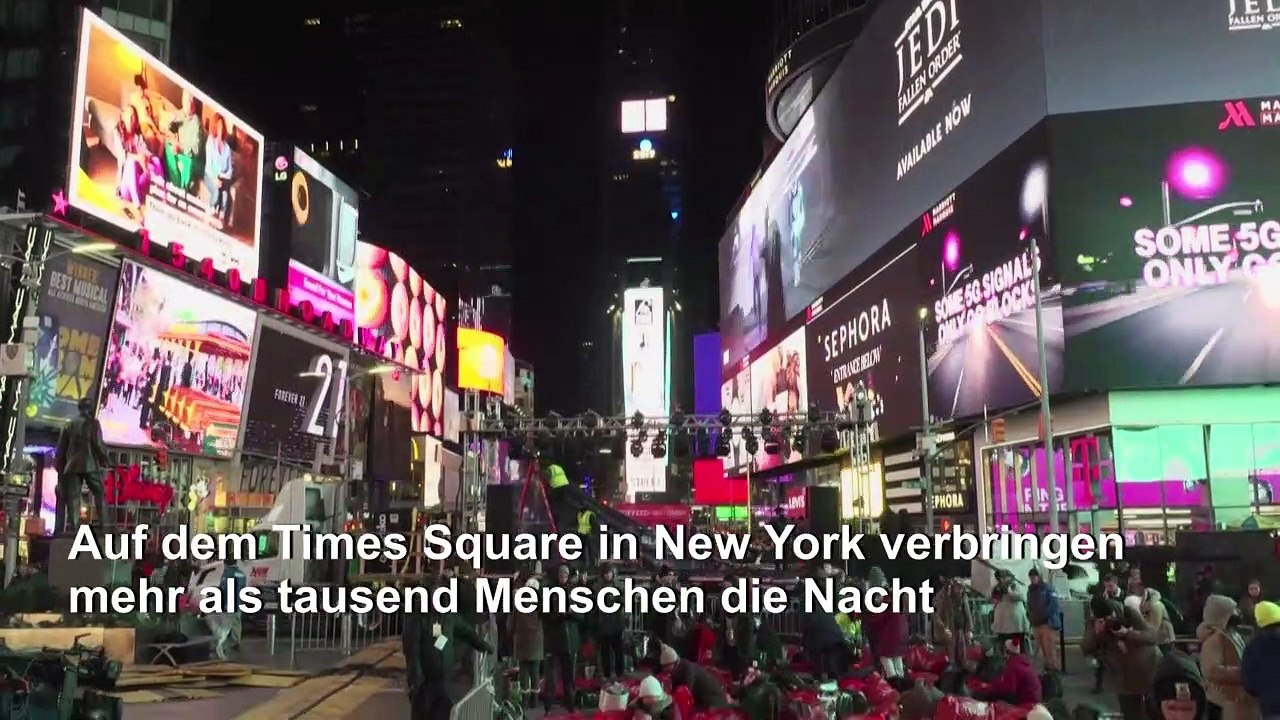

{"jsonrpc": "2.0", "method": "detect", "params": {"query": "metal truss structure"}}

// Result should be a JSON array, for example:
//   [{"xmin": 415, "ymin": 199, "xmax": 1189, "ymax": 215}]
[{"xmin": 467, "ymin": 409, "xmax": 866, "ymax": 437}]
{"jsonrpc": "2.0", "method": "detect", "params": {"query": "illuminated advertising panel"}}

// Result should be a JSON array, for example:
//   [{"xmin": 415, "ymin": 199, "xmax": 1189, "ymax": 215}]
[
  {"xmin": 1053, "ymin": 99, "xmax": 1280, "ymax": 390},
  {"xmin": 285, "ymin": 148, "xmax": 357, "ymax": 327},
  {"xmin": 748, "ymin": 326, "xmax": 809, "ymax": 470},
  {"xmin": 720, "ymin": 0, "xmax": 1048, "ymax": 368},
  {"xmin": 719, "ymin": 363, "xmax": 752, "ymax": 474},
  {"xmin": 240, "ymin": 320, "xmax": 348, "ymax": 463},
  {"xmin": 918, "ymin": 122, "xmax": 1061, "ymax": 421},
  {"xmin": 457, "ymin": 327, "xmax": 507, "ymax": 394},
  {"xmin": 29, "ymin": 255, "xmax": 119, "ymax": 427},
  {"xmin": 354, "ymin": 241, "xmax": 446, "ymax": 435},
  {"xmin": 622, "ymin": 287, "xmax": 667, "ymax": 494},
  {"xmin": 804, "ymin": 241, "xmax": 921, "ymax": 441},
  {"xmin": 97, "ymin": 261, "xmax": 256, "ymax": 457},
  {"xmin": 620, "ymin": 98, "xmax": 668, "ymax": 134},
  {"xmin": 68, "ymin": 11, "xmax": 264, "ymax": 276}
]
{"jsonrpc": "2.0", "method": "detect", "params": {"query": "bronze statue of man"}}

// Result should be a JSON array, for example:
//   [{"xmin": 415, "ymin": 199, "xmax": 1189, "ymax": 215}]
[{"xmin": 54, "ymin": 397, "xmax": 109, "ymax": 533}]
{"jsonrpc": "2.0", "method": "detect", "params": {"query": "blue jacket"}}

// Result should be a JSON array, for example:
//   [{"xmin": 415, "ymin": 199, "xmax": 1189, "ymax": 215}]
[
  {"xmin": 1242, "ymin": 629, "xmax": 1280, "ymax": 715},
  {"xmin": 1026, "ymin": 582, "xmax": 1062, "ymax": 630}
]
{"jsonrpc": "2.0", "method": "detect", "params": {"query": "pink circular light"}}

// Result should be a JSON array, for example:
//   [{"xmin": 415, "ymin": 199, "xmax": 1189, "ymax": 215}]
[
  {"xmin": 1019, "ymin": 227, "xmax": 1028, "ymax": 241},
  {"xmin": 1119, "ymin": 196, "xmax": 1133, "ymax": 207},
  {"xmin": 1166, "ymin": 147, "xmax": 1227, "ymax": 199},
  {"xmin": 943, "ymin": 230, "xmax": 961, "ymax": 271}
]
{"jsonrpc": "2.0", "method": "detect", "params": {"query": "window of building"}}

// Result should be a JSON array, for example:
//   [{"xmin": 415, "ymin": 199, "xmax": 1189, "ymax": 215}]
[
  {"xmin": 2, "ymin": 47, "xmax": 40, "ymax": 80},
  {"xmin": 440, "ymin": 18, "xmax": 464, "ymax": 29},
  {"xmin": 304, "ymin": 17, "xmax": 320, "ymax": 27},
  {"xmin": 2, "ymin": 0, "xmax": 48, "ymax": 31}
]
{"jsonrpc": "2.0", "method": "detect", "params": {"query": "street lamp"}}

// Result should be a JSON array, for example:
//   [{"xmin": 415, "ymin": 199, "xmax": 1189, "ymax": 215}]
[{"xmin": 916, "ymin": 307, "xmax": 935, "ymax": 536}]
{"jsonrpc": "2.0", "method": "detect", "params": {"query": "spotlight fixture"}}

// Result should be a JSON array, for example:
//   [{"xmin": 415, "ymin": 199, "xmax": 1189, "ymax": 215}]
[
  {"xmin": 629, "ymin": 438, "xmax": 645, "ymax": 458},
  {"xmin": 718, "ymin": 408, "xmax": 732, "ymax": 426},
  {"xmin": 742, "ymin": 426, "xmax": 759, "ymax": 455},
  {"xmin": 650, "ymin": 432, "xmax": 666, "ymax": 459},
  {"xmin": 582, "ymin": 410, "xmax": 600, "ymax": 429},
  {"xmin": 546, "ymin": 411, "xmax": 562, "ymax": 430},
  {"xmin": 763, "ymin": 425, "xmax": 781, "ymax": 455},
  {"xmin": 759, "ymin": 408, "xmax": 773, "ymax": 427},
  {"xmin": 807, "ymin": 403, "xmax": 821, "ymax": 424},
  {"xmin": 819, "ymin": 426, "xmax": 839, "ymax": 453},
  {"xmin": 631, "ymin": 411, "xmax": 645, "ymax": 430},
  {"xmin": 715, "ymin": 430, "xmax": 732, "ymax": 457}
]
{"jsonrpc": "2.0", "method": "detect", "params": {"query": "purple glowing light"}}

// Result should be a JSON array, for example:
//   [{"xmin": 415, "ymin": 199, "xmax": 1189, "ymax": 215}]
[
  {"xmin": 1119, "ymin": 196, "xmax": 1133, "ymax": 207},
  {"xmin": 942, "ymin": 230, "xmax": 961, "ymax": 271},
  {"xmin": 1166, "ymin": 147, "xmax": 1227, "ymax": 199},
  {"xmin": 1018, "ymin": 227, "xmax": 1028, "ymax": 241}
]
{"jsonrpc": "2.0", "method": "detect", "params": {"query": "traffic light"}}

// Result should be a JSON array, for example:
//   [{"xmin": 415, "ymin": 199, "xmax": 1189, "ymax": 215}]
[{"xmin": 991, "ymin": 418, "xmax": 1006, "ymax": 443}]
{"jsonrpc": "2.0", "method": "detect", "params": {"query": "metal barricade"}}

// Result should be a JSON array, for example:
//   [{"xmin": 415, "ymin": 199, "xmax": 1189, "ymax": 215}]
[
  {"xmin": 450, "ymin": 679, "xmax": 496, "ymax": 720},
  {"xmin": 265, "ymin": 606, "xmax": 406, "ymax": 668}
]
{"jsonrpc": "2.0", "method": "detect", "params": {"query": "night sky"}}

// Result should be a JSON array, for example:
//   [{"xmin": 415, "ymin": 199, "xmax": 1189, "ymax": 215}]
[{"xmin": 173, "ymin": 0, "xmax": 771, "ymax": 415}]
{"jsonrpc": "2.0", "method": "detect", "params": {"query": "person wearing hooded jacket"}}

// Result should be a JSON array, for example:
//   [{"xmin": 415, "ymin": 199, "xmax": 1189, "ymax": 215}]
[
  {"xmin": 658, "ymin": 644, "xmax": 728, "ymax": 710},
  {"xmin": 1081, "ymin": 597, "xmax": 1161, "ymax": 720},
  {"xmin": 982, "ymin": 636, "xmax": 1042, "ymax": 706},
  {"xmin": 1197, "ymin": 594, "xmax": 1262, "ymax": 720},
  {"xmin": 507, "ymin": 577, "xmax": 544, "ymax": 707},
  {"xmin": 1147, "ymin": 650, "xmax": 1212, "ymax": 720},
  {"xmin": 633, "ymin": 675, "xmax": 682, "ymax": 720},
  {"xmin": 592, "ymin": 564, "xmax": 628, "ymax": 680},
  {"xmin": 992, "ymin": 571, "xmax": 1030, "ymax": 651},
  {"xmin": 1241, "ymin": 601, "xmax": 1280, "ymax": 720},
  {"xmin": 1140, "ymin": 587, "xmax": 1176, "ymax": 654}
]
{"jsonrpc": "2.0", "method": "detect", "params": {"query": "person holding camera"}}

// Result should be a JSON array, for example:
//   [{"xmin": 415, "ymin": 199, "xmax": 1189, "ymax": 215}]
[{"xmin": 1081, "ymin": 597, "xmax": 1162, "ymax": 720}]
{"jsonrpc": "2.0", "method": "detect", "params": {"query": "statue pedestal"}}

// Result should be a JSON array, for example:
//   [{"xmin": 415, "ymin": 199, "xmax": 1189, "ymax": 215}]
[{"xmin": 47, "ymin": 533, "xmax": 132, "ymax": 594}]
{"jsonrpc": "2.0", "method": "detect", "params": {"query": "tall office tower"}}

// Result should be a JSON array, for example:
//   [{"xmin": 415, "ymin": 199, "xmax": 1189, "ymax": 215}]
[
  {"xmin": 0, "ymin": 0, "xmax": 175, "ymax": 209},
  {"xmin": 597, "ymin": 0, "xmax": 686, "ymax": 418},
  {"xmin": 361, "ymin": 1, "xmax": 514, "ymax": 278}
]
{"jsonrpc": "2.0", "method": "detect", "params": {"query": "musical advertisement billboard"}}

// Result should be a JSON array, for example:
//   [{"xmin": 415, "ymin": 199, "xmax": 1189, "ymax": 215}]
[
  {"xmin": 621, "ymin": 287, "xmax": 667, "ymax": 494},
  {"xmin": 1053, "ymin": 98, "xmax": 1280, "ymax": 390},
  {"xmin": 68, "ymin": 11, "xmax": 264, "ymax": 276}
]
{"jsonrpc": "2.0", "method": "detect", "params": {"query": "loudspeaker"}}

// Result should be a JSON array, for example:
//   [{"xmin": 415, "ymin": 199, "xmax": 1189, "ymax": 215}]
[
  {"xmin": 485, "ymin": 484, "xmax": 518, "ymax": 574},
  {"xmin": 805, "ymin": 485, "xmax": 840, "ymax": 539}
]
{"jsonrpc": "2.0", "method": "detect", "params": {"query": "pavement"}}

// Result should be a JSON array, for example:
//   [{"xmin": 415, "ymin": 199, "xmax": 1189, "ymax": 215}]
[{"xmin": 122, "ymin": 644, "xmax": 1123, "ymax": 719}]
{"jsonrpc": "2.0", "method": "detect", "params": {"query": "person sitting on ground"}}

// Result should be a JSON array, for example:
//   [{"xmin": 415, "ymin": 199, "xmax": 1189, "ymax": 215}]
[
  {"xmin": 979, "ymin": 636, "xmax": 1042, "ymax": 706},
  {"xmin": 632, "ymin": 675, "xmax": 682, "ymax": 720},
  {"xmin": 1241, "ymin": 600, "xmax": 1280, "ymax": 720},
  {"xmin": 658, "ymin": 644, "xmax": 728, "ymax": 710}
]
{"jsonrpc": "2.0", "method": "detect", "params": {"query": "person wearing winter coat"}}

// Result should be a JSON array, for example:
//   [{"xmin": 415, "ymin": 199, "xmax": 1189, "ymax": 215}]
[
  {"xmin": 542, "ymin": 564, "xmax": 580, "ymax": 710},
  {"xmin": 593, "ymin": 565, "xmax": 628, "ymax": 680},
  {"xmin": 1026, "ymin": 569, "xmax": 1063, "ymax": 673},
  {"xmin": 1147, "ymin": 650, "xmax": 1211, "ymax": 720},
  {"xmin": 1081, "ymin": 597, "xmax": 1162, "ymax": 720},
  {"xmin": 864, "ymin": 603, "xmax": 909, "ymax": 679},
  {"xmin": 658, "ymin": 644, "xmax": 728, "ymax": 710},
  {"xmin": 1241, "ymin": 601, "xmax": 1280, "ymax": 720},
  {"xmin": 932, "ymin": 580, "xmax": 974, "ymax": 664},
  {"xmin": 1197, "ymin": 594, "xmax": 1262, "ymax": 720},
  {"xmin": 1238, "ymin": 580, "xmax": 1263, "ymax": 629},
  {"xmin": 991, "ymin": 572, "xmax": 1030, "ymax": 649},
  {"xmin": 633, "ymin": 675, "xmax": 682, "ymax": 720},
  {"xmin": 982, "ymin": 636, "xmax": 1042, "ymax": 706},
  {"xmin": 646, "ymin": 565, "xmax": 683, "ymax": 657},
  {"xmin": 1140, "ymin": 588, "xmax": 1176, "ymax": 653},
  {"xmin": 717, "ymin": 575, "xmax": 757, "ymax": 679},
  {"xmin": 507, "ymin": 578, "xmax": 544, "ymax": 705}
]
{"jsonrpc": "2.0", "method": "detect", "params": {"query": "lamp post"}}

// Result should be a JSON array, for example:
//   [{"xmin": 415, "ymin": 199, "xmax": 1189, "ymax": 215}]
[
  {"xmin": 916, "ymin": 307, "xmax": 935, "ymax": 536},
  {"xmin": 2, "ymin": 240, "xmax": 117, "ymax": 583},
  {"xmin": 1029, "ymin": 237, "xmax": 1058, "ymax": 533}
]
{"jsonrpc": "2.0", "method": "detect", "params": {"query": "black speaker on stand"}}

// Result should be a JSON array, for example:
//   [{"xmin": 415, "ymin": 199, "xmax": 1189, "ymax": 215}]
[
  {"xmin": 805, "ymin": 485, "xmax": 841, "ymax": 562},
  {"xmin": 485, "ymin": 484, "xmax": 518, "ymax": 575}
]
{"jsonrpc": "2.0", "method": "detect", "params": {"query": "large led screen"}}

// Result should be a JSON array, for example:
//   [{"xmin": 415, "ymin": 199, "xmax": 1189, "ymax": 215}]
[
  {"xmin": 622, "ymin": 286, "xmax": 668, "ymax": 494},
  {"xmin": 1053, "ymin": 99, "xmax": 1280, "ymax": 391},
  {"xmin": 720, "ymin": 0, "xmax": 1049, "ymax": 369},
  {"xmin": 369, "ymin": 368, "xmax": 414, "ymax": 483},
  {"xmin": 354, "ymin": 241, "xmax": 446, "ymax": 435},
  {"xmin": 720, "ymin": 363, "xmax": 752, "ymax": 474},
  {"xmin": 749, "ymin": 326, "xmax": 808, "ymax": 470},
  {"xmin": 29, "ymin": 255, "xmax": 118, "ymax": 427},
  {"xmin": 1041, "ymin": 0, "xmax": 1280, "ymax": 114},
  {"xmin": 805, "ymin": 241, "xmax": 921, "ymax": 442},
  {"xmin": 919, "ymin": 123, "xmax": 1062, "ymax": 422},
  {"xmin": 98, "ymin": 261, "xmax": 256, "ymax": 457},
  {"xmin": 286, "ymin": 148, "xmax": 357, "ymax": 327},
  {"xmin": 241, "ymin": 321, "xmax": 349, "ymax": 463},
  {"xmin": 457, "ymin": 328, "xmax": 506, "ymax": 395},
  {"xmin": 68, "ymin": 12, "xmax": 264, "ymax": 277}
]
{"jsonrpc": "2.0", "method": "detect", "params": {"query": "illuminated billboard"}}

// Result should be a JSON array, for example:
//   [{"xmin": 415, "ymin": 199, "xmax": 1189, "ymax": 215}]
[
  {"xmin": 621, "ymin": 98, "xmax": 668, "ymax": 134},
  {"xmin": 622, "ymin": 286, "xmax": 668, "ymax": 494},
  {"xmin": 285, "ymin": 148, "xmax": 357, "ymax": 327},
  {"xmin": 97, "ymin": 261, "xmax": 256, "ymax": 457},
  {"xmin": 457, "ymin": 327, "xmax": 506, "ymax": 395},
  {"xmin": 354, "ymin": 241, "xmax": 446, "ymax": 435},
  {"xmin": 68, "ymin": 11, "xmax": 264, "ymax": 276},
  {"xmin": 748, "ymin": 326, "xmax": 809, "ymax": 471}
]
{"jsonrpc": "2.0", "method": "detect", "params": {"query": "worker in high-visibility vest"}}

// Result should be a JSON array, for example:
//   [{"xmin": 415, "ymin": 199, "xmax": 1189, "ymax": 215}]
[
  {"xmin": 547, "ymin": 464, "xmax": 570, "ymax": 489},
  {"xmin": 577, "ymin": 507, "xmax": 596, "ymax": 565}
]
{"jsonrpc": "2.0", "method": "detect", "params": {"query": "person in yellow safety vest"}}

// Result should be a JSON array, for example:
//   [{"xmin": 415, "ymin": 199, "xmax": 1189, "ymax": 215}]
[
  {"xmin": 547, "ymin": 464, "xmax": 570, "ymax": 489},
  {"xmin": 578, "ymin": 507, "xmax": 596, "ymax": 564}
]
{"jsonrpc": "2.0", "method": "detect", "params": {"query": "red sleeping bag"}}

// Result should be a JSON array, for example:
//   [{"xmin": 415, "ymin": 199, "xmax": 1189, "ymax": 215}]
[
  {"xmin": 936, "ymin": 696, "xmax": 997, "ymax": 720},
  {"xmin": 696, "ymin": 623, "xmax": 717, "ymax": 664}
]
